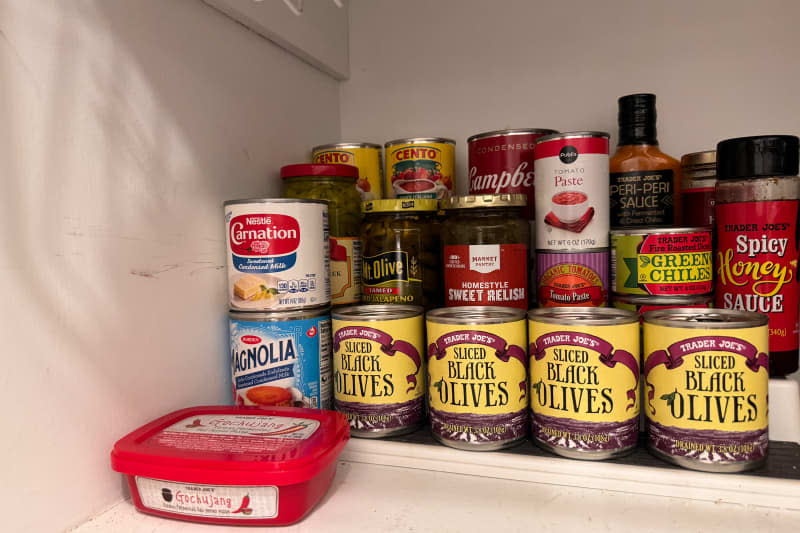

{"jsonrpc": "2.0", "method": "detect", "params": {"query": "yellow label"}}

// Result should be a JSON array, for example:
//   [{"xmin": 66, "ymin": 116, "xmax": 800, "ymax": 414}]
[
  {"xmin": 529, "ymin": 320, "xmax": 640, "ymax": 423},
  {"xmin": 385, "ymin": 142, "xmax": 455, "ymax": 199},
  {"xmin": 643, "ymin": 323, "xmax": 768, "ymax": 432},
  {"xmin": 426, "ymin": 319, "xmax": 527, "ymax": 416},
  {"xmin": 332, "ymin": 315, "xmax": 425, "ymax": 405},
  {"xmin": 330, "ymin": 237, "xmax": 361, "ymax": 305},
  {"xmin": 312, "ymin": 147, "xmax": 383, "ymax": 201}
]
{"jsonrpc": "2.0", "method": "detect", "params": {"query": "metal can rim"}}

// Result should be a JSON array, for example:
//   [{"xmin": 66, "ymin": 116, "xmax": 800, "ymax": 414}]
[
  {"xmin": 385, "ymin": 137, "xmax": 456, "ymax": 147},
  {"xmin": 642, "ymin": 308, "xmax": 769, "ymax": 329},
  {"xmin": 612, "ymin": 294, "xmax": 713, "ymax": 306},
  {"xmin": 229, "ymin": 305, "xmax": 331, "ymax": 322},
  {"xmin": 536, "ymin": 248, "xmax": 611, "ymax": 254},
  {"xmin": 224, "ymin": 198, "xmax": 329, "ymax": 207},
  {"xmin": 533, "ymin": 131, "xmax": 611, "ymax": 145},
  {"xmin": 312, "ymin": 142, "xmax": 382, "ymax": 151},
  {"xmin": 362, "ymin": 199, "xmax": 439, "ymax": 213},
  {"xmin": 426, "ymin": 306, "xmax": 527, "ymax": 325},
  {"xmin": 440, "ymin": 193, "xmax": 527, "ymax": 210},
  {"xmin": 528, "ymin": 306, "xmax": 638, "ymax": 325},
  {"xmin": 332, "ymin": 304, "xmax": 423, "ymax": 321},
  {"xmin": 467, "ymin": 128, "xmax": 559, "ymax": 143},
  {"xmin": 610, "ymin": 226, "xmax": 712, "ymax": 236}
]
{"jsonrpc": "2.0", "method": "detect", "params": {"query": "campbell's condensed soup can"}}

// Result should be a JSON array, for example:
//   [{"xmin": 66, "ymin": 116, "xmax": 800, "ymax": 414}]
[
  {"xmin": 467, "ymin": 128, "xmax": 557, "ymax": 220},
  {"xmin": 534, "ymin": 132, "xmax": 610, "ymax": 251},
  {"xmin": 224, "ymin": 199, "xmax": 330, "ymax": 311}
]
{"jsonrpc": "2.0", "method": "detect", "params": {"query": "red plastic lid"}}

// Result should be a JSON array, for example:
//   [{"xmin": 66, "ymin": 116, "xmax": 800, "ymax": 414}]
[
  {"xmin": 111, "ymin": 406, "xmax": 349, "ymax": 486},
  {"xmin": 280, "ymin": 163, "xmax": 359, "ymax": 179}
]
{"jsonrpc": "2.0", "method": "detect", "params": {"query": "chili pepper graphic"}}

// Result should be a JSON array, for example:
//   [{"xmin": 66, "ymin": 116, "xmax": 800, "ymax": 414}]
[
  {"xmin": 249, "ymin": 423, "xmax": 309, "ymax": 437},
  {"xmin": 231, "ymin": 494, "xmax": 252, "ymax": 515},
  {"xmin": 185, "ymin": 418, "xmax": 204, "ymax": 428}
]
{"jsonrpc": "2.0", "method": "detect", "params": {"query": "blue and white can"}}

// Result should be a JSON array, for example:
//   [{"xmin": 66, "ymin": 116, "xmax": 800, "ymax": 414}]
[{"xmin": 229, "ymin": 307, "xmax": 332, "ymax": 409}]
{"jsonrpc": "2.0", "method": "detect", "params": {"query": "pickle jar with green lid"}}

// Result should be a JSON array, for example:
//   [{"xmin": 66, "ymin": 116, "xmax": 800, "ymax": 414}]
[
  {"xmin": 281, "ymin": 163, "xmax": 362, "ymax": 306},
  {"xmin": 361, "ymin": 198, "xmax": 441, "ymax": 309}
]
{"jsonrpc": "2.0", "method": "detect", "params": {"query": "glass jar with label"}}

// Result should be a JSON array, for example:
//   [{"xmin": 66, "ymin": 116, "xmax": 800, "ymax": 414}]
[
  {"xmin": 680, "ymin": 150, "xmax": 716, "ymax": 227},
  {"xmin": 440, "ymin": 194, "xmax": 529, "ymax": 309},
  {"xmin": 361, "ymin": 199, "xmax": 440, "ymax": 308},
  {"xmin": 281, "ymin": 163, "xmax": 362, "ymax": 306}
]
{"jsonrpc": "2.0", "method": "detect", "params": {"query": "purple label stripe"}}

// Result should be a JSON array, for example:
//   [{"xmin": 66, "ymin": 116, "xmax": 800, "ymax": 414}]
[
  {"xmin": 647, "ymin": 419, "xmax": 767, "ymax": 463},
  {"xmin": 429, "ymin": 406, "xmax": 527, "ymax": 443},
  {"xmin": 531, "ymin": 411, "xmax": 638, "ymax": 452},
  {"xmin": 335, "ymin": 397, "xmax": 425, "ymax": 431}
]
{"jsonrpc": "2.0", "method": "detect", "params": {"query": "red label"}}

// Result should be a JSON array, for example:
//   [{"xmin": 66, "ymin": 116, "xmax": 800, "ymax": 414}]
[
  {"xmin": 444, "ymin": 244, "xmax": 528, "ymax": 309},
  {"xmin": 682, "ymin": 188, "xmax": 716, "ymax": 227},
  {"xmin": 637, "ymin": 231, "xmax": 713, "ymax": 296},
  {"xmin": 229, "ymin": 214, "xmax": 300, "ymax": 256},
  {"xmin": 716, "ymin": 200, "xmax": 799, "ymax": 353},
  {"xmin": 532, "ymin": 137, "xmax": 609, "ymax": 159},
  {"xmin": 241, "ymin": 335, "xmax": 261, "ymax": 345}
]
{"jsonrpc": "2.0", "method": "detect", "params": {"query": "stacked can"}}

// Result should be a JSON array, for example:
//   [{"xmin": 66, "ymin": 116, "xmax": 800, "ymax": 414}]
[
  {"xmin": 533, "ymin": 132, "xmax": 611, "ymax": 307},
  {"xmin": 224, "ymin": 199, "xmax": 333, "ymax": 411}
]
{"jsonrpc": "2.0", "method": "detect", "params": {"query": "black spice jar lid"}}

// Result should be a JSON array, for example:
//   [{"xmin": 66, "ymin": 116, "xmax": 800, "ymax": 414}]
[{"xmin": 716, "ymin": 135, "xmax": 799, "ymax": 180}]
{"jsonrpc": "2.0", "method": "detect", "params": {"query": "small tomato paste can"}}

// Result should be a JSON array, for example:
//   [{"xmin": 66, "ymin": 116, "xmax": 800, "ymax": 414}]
[
  {"xmin": 611, "ymin": 227, "xmax": 713, "ymax": 296},
  {"xmin": 426, "ymin": 306, "xmax": 528, "ymax": 450},
  {"xmin": 612, "ymin": 294, "xmax": 713, "ymax": 317},
  {"xmin": 384, "ymin": 137, "xmax": 456, "ymax": 199},
  {"xmin": 230, "ymin": 307, "xmax": 332, "ymax": 410},
  {"xmin": 331, "ymin": 305, "xmax": 426, "ymax": 437},
  {"xmin": 312, "ymin": 142, "xmax": 384, "ymax": 201},
  {"xmin": 533, "ymin": 132, "xmax": 610, "ymax": 250},
  {"xmin": 643, "ymin": 308, "xmax": 769, "ymax": 472},
  {"xmin": 528, "ymin": 307, "xmax": 640, "ymax": 459},
  {"xmin": 225, "ymin": 199, "xmax": 330, "ymax": 311},
  {"xmin": 536, "ymin": 250, "xmax": 609, "ymax": 307},
  {"xmin": 467, "ymin": 128, "xmax": 558, "ymax": 220}
]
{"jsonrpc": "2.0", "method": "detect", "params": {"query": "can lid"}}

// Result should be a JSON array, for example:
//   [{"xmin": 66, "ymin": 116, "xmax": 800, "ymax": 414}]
[
  {"xmin": 385, "ymin": 137, "xmax": 456, "ymax": 147},
  {"xmin": 362, "ymin": 199, "xmax": 439, "ymax": 213},
  {"xmin": 280, "ymin": 164, "xmax": 359, "ymax": 179},
  {"xmin": 610, "ymin": 226, "xmax": 711, "ymax": 236},
  {"xmin": 312, "ymin": 142, "xmax": 382, "ymax": 151},
  {"xmin": 643, "ymin": 308, "xmax": 769, "ymax": 329},
  {"xmin": 229, "ymin": 305, "xmax": 330, "ymax": 322},
  {"xmin": 534, "ymin": 131, "xmax": 611, "ymax": 145},
  {"xmin": 332, "ymin": 304, "xmax": 423, "ymax": 321},
  {"xmin": 612, "ymin": 294, "xmax": 713, "ymax": 306},
  {"xmin": 716, "ymin": 135, "xmax": 799, "ymax": 180},
  {"xmin": 528, "ymin": 307, "xmax": 638, "ymax": 326},
  {"xmin": 680, "ymin": 150, "xmax": 716, "ymax": 168},
  {"xmin": 440, "ymin": 194, "xmax": 526, "ymax": 210},
  {"xmin": 110, "ymin": 406, "xmax": 349, "ymax": 486},
  {"xmin": 426, "ymin": 306, "xmax": 526, "ymax": 325},
  {"xmin": 466, "ymin": 128, "xmax": 558, "ymax": 143}
]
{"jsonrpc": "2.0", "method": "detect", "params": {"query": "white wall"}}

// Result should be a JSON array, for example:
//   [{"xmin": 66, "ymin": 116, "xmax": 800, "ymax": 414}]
[{"xmin": 0, "ymin": 1, "xmax": 339, "ymax": 531}]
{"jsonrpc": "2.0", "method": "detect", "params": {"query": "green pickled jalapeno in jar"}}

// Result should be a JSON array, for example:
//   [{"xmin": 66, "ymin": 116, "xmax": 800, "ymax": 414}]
[
  {"xmin": 281, "ymin": 163, "xmax": 362, "ymax": 306},
  {"xmin": 361, "ymin": 199, "xmax": 441, "ymax": 309}
]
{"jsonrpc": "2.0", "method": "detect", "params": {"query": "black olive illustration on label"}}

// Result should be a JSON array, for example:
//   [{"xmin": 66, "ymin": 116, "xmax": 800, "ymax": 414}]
[{"xmin": 162, "ymin": 488, "xmax": 173, "ymax": 502}]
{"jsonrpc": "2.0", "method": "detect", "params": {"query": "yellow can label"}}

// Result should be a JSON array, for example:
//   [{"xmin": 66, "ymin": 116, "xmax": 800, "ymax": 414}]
[
  {"xmin": 528, "ymin": 320, "xmax": 640, "ymax": 452},
  {"xmin": 385, "ymin": 142, "xmax": 455, "ymax": 199},
  {"xmin": 426, "ymin": 319, "xmax": 527, "ymax": 444},
  {"xmin": 312, "ymin": 146, "xmax": 384, "ymax": 201},
  {"xmin": 332, "ymin": 315, "xmax": 425, "ymax": 431},
  {"xmin": 643, "ymin": 322, "xmax": 769, "ymax": 463},
  {"xmin": 330, "ymin": 237, "xmax": 361, "ymax": 306}
]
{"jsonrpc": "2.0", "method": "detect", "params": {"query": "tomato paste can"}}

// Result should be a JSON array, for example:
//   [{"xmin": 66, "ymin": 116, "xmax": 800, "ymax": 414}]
[
  {"xmin": 384, "ymin": 137, "xmax": 456, "ymax": 199},
  {"xmin": 225, "ymin": 199, "xmax": 329, "ymax": 311},
  {"xmin": 230, "ymin": 307, "xmax": 332, "ymax": 410},
  {"xmin": 610, "ymin": 227, "xmax": 713, "ymax": 297},
  {"xmin": 528, "ymin": 307, "xmax": 640, "ymax": 459},
  {"xmin": 536, "ymin": 250, "xmax": 609, "ymax": 307},
  {"xmin": 312, "ymin": 142, "xmax": 384, "ymax": 201},
  {"xmin": 533, "ymin": 132, "xmax": 610, "ymax": 251},
  {"xmin": 643, "ymin": 308, "xmax": 769, "ymax": 472},
  {"xmin": 331, "ymin": 305, "xmax": 426, "ymax": 437},
  {"xmin": 612, "ymin": 294, "xmax": 713, "ymax": 317},
  {"xmin": 467, "ymin": 128, "xmax": 557, "ymax": 220},
  {"xmin": 426, "ymin": 306, "xmax": 528, "ymax": 450}
]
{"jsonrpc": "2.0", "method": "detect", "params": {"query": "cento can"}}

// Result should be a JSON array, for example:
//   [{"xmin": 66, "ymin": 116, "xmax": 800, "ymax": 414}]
[
  {"xmin": 312, "ymin": 142, "xmax": 384, "ymax": 201},
  {"xmin": 533, "ymin": 132, "xmax": 610, "ymax": 250},
  {"xmin": 536, "ymin": 250, "xmax": 609, "ymax": 307},
  {"xmin": 229, "ymin": 307, "xmax": 332, "ymax": 410},
  {"xmin": 643, "ymin": 308, "xmax": 769, "ymax": 472},
  {"xmin": 528, "ymin": 307, "xmax": 640, "ymax": 459},
  {"xmin": 426, "ymin": 306, "xmax": 528, "ymax": 450},
  {"xmin": 611, "ymin": 227, "xmax": 713, "ymax": 297},
  {"xmin": 612, "ymin": 294, "xmax": 713, "ymax": 317},
  {"xmin": 331, "ymin": 305, "xmax": 426, "ymax": 437},
  {"xmin": 224, "ymin": 199, "xmax": 330, "ymax": 311},
  {"xmin": 467, "ymin": 128, "xmax": 557, "ymax": 220},
  {"xmin": 384, "ymin": 138, "xmax": 456, "ymax": 199}
]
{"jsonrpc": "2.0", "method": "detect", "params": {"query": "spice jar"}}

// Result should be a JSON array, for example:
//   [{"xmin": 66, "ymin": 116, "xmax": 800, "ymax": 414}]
[
  {"xmin": 680, "ymin": 150, "xmax": 717, "ymax": 227},
  {"xmin": 281, "ymin": 163, "xmax": 362, "ymax": 306},
  {"xmin": 360, "ymin": 199, "xmax": 441, "ymax": 308},
  {"xmin": 441, "ymin": 194, "xmax": 529, "ymax": 309},
  {"xmin": 715, "ymin": 135, "xmax": 800, "ymax": 376}
]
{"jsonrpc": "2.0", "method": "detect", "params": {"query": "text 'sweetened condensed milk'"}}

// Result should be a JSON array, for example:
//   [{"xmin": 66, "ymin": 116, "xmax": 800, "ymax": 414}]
[
  {"xmin": 312, "ymin": 142, "xmax": 384, "ymax": 201},
  {"xmin": 611, "ymin": 227, "xmax": 713, "ymax": 296},
  {"xmin": 225, "ymin": 199, "xmax": 330, "ymax": 311},
  {"xmin": 230, "ymin": 308, "xmax": 332, "ymax": 410},
  {"xmin": 528, "ymin": 308, "xmax": 640, "ymax": 459},
  {"xmin": 331, "ymin": 305, "xmax": 426, "ymax": 437},
  {"xmin": 384, "ymin": 138, "xmax": 455, "ymax": 199},
  {"xmin": 426, "ymin": 306, "xmax": 528, "ymax": 450},
  {"xmin": 533, "ymin": 132, "xmax": 610, "ymax": 251},
  {"xmin": 643, "ymin": 309, "xmax": 769, "ymax": 472}
]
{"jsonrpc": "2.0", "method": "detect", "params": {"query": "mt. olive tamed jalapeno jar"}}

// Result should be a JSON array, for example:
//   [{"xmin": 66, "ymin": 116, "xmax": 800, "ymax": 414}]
[{"xmin": 441, "ymin": 194, "xmax": 529, "ymax": 310}]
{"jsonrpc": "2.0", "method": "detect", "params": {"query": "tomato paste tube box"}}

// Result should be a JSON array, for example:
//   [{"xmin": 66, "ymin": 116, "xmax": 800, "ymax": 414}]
[{"xmin": 110, "ymin": 406, "xmax": 349, "ymax": 526}]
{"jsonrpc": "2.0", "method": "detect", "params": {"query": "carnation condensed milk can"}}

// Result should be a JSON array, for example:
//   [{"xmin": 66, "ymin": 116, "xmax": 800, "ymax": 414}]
[{"xmin": 384, "ymin": 138, "xmax": 455, "ymax": 199}]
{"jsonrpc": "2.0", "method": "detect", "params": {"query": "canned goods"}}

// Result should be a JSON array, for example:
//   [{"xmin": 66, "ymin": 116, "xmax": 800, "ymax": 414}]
[
  {"xmin": 611, "ymin": 227, "xmax": 713, "ymax": 296},
  {"xmin": 643, "ymin": 309, "xmax": 769, "ymax": 472},
  {"xmin": 528, "ymin": 307, "xmax": 640, "ymax": 459},
  {"xmin": 225, "ymin": 199, "xmax": 329, "ymax": 311},
  {"xmin": 612, "ymin": 294, "xmax": 713, "ymax": 317},
  {"xmin": 536, "ymin": 250, "xmax": 609, "ymax": 307},
  {"xmin": 467, "ymin": 128, "xmax": 557, "ymax": 220},
  {"xmin": 331, "ymin": 305, "xmax": 426, "ymax": 437},
  {"xmin": 426, "ymin": 306, "xmax": 528, "ymax": 450},
  {"xmin": 312, "ymin": 142, "xmax": 384, "ymax": 201},
  {"xmin": 680, "ymin": 150, "xmax": 717, "ymax": 228},
  {"xmin": 229, "ymin": 307, "xmax": 332, "ymax": 410},
  {"xmin": 533, "ymin": 132, "xmax": 610, "ymax": 250},
  {"xmin": 384, "ymin": 138, "xmax": 455, "ymax": 199}
]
